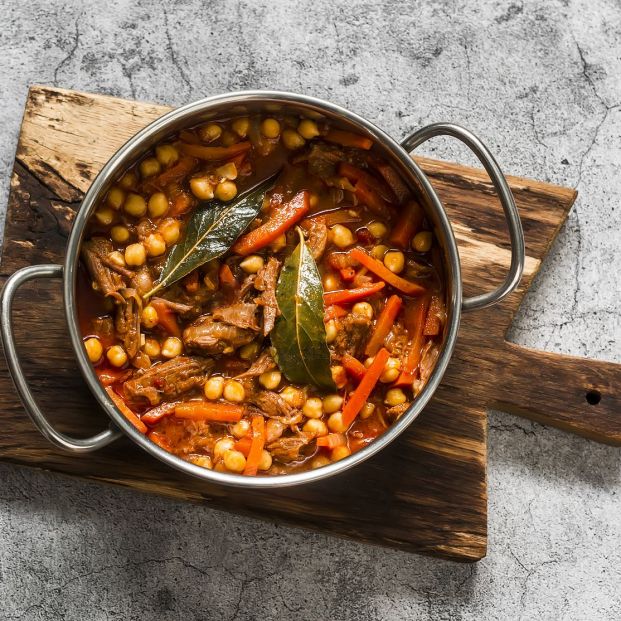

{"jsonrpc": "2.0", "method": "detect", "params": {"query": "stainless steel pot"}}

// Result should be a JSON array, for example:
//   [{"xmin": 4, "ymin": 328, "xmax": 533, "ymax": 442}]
[{"xmin": 0, "ymin": 91, "xmax": 524, "ymax": 488}]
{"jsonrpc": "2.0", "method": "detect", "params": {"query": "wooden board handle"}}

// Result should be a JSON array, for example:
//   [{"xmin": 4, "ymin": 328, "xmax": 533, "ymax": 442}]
[{"xmin": 493, "ymin": 342, "xmax": 621, "ymax": 445}]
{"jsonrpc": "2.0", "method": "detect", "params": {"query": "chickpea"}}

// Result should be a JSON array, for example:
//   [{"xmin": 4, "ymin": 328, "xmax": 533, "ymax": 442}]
[
  {"xmin": 223, "ymin": 379, "xmax": 245, "ymax": 403},
  {"xmin": 322, "ymin": 273, "xmax": 340, "ymax": 292},
  {"xmin": 161, "ymin": 337, "xmax": 183, "ymax": 359},
  {"xmin": 190, "ymin": 455, "xmax": 213, "ymax": 470},
  {"xmin": 323, "ymin": 394, "xmax": 343, "ymax": 414},
  {"xmin": 221, "ymin": 130, "xmax": 238, "ymax": 146},
  {"xmin": 309, "ymin": 193, "xmax": 319, "ymax": 208},
  {"xmin": 84, "ymin": 337, "xmax": 103, "ymax": 363},
  {"xmin": 311, "ymin": 454, "xmax": 331, "ymax": 469},
  {"xmin": 352, "ymin": 301, "xmax": 374, "ymax": 320},
  {"xmin": 302, "ymin": 397, "xmax": 323, "ymax": 419},
  {"xmin": 239, "ymin": 255, "xmax": 264, "ymax": 274},
  {"xmin": 298, "ymin": 119, "xmax": 320, "ymax": 140},
  {"xmin": 107, "ymin": 345, "xmax": 128, "ymax": 368},
  {"xmin": 371, "ymin": 244, "xmax": 389, "ymax": 260},
  {"xmin": 94, "ymin": 207, "xmax": 115, "ymax": 226},
  {"xmin": 303, "ymin": 419, "xmax": 328, "ymax": 437},
  {"xmin": 158, "ymin": 218, "xmax": 181, "ymax": 245},
  {"xmin": 231, "ymin": 117, "xmax": 250, "ymax": 137},
  {"xmin": 270, "ymin": 234, "xmax": 287, "ymax": 252},
  {"xmin": 143, "ymin": 337, "xmax": 161, "ymax": 358},
  {"xmin": 107, "ymin": 250, "xmax": 126, "ymax": 268},
  {"xmin": 107, "ymin": 187, "xmax": 125, "ymax": 210},
  {"xmin": 367, "ymin": 221, "xmax": 388, "ymax": 239},
  {"xmin": 124, "ymin": 243, "xmax": 146, "ymax": 267},
  {"xmin": 190, "ymin": 177, "xmax": 215, "ymax": 200},
  {"xmin": 331, "ymin": 446, "xmax": 352, "ymax": 462},
  {"xmin": 215, "ymin": 181, "xmax": 237, "ymax": 202},
  {"xmin": 141, "ymin": 305, "xmax": 159, "ymax": 329},
  {"xmin": 259, "ymin": 370, "xmax": 281, "ymax": 390},
  {"xmin": 383, "ymin": 250, "xmax": 405, "ymax": 274},
  {"xmin": 239, "ymin": 341, "xmax": 260, "ymax": 360},
  {"xmin": 280, "ymin": 386, "xmax": 305, "ymax": 408},
  {"xmin": 124, "ymin": 193, "xmax": 147, "ymax": 218},
  {"xmin": 144, "ymin": 233, "xmax": 167, "ymax": 257},
  {"xmin": 213, "ymin": 437, "xmax": 235, "ymax": 460},
  {"xmin": 232, "ymin": 419, "xmax": 251, "ymax": 439},
  {"xmin": 412, "ymin": 231, "xmax": 433, "ymax": 252},
  {"xmin": 216, "ymin": 162, "xmax": 237, "ymax": 180},
  {"xmin": 327, "ymin": 411, "xmax": 347, "ymax": 433},
  {"xmin": 261, "ymin": 118, "xmax": 281, "ymax": 138},
  {"xmin": 330, "ymin": 224, "xmax": 355, "ymax": 249},
  {"xmin": 331, "ymin": 365, "xmax": 347, "ymax": 388},
  {"xmin": 139, "ymin": 157, "xmax": 161, "ymax": 178},
  {"xmin": 385, "ymin": 387, "xmax": 407, "ymax": 407},
  {"xmin": 199, "ymin": 123, "xmax": 222, "ymax": 142},
  {"xmin": 325, "ymin": 319, "xmax": 337, "ymax": 344},
  {"xmin": 204, "ymin": 375, "xmax": 225, "ymax": 400},
  {"xmin": 132, "ymin": 268, "xmax": 154, "ymax": 297},
  {"xmin": 118, "ymin": 171, "xmax": 137, "ymax": 190},
  {"xmin": 148, "ymin": 192, "xmax": 169, "ymax": 218},
  {"xmin": 258, "ymin": 449, "xmax": 272, "ymax": 471},
  {"xmin": 155, "ymin": 144, "xmax": 179, "ymax": 167},
  {"xmin": 282, "ymin": 129, "xmax": 305, "ymax": 150},
  {"xmin": 380, "ymin": 357, "xmax": 401, "ymax": 383},
  {"xmin": 111, "ymin": 225, "xmax": 130, "ymax": 244},
  {"xmin": 360, "ymin": 402, "xmax": 376, "ymax": 419},
  {"xmin": 223, "ymin": 449, "xmax": 246, "ymax": 473}
]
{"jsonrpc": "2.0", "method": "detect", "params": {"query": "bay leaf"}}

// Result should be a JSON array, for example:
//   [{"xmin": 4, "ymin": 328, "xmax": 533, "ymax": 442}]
[
  {"xmin": 271, "ymin": 229, "xmax": 336, "ymax": 391},
  {"xmin": 146, "ymin": 176, "xmax": 275, "ymax": 297}
]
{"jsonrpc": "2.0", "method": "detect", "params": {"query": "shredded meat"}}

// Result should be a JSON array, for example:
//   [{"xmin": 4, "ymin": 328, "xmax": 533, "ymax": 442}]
[
  {"xmin": 386, "ymin": 402, "xmax": 410, "ymax": 419},
  {"xmin": 115, "ymin": 288, "xmax": 142, "ymax": 358},
  {"xmin": 123, "ymin": 356, "xmax": 211, "ymax": 406},
  {"xmin": 300, "ymin": 218, "xmax": 328, "ymax": 260},
  {"xmin": 333, "ymin": 313, "xmax": 372, "ymax": 357},
  {"xmin": 183, "ymin": 315, "xmax": 255, "ymax": 354},
  {"xmin": 213, "ymin": 302, "xmax": 260, "ymax": 331},
  {"xmin": 91, "ymin": 316, "xmax": 115, "ymax": 341},
  {"xmin": 254, "ymin": 257, "xmax": 281, "ymax": 336},
  {"xmin": 267, "ymin": 432, "xmax": 314, "ymax": 463},
  {"xmin": 239, "ymin": 274, "xmax": 256, "ymax": 298},
  {"xmin": 152, "ymin": 296, "xmax": 194, "ymax": 316},
  {"xmin": 247, "ymin": 390, "xmax": 302, "ymax": 425},
  {"xmin": 81, "ymin": 238, "xmax": 126, "ymax": 302},
  {"xmin": 235, "ymin": 351, "xmax": 276, "ymax": 379}
]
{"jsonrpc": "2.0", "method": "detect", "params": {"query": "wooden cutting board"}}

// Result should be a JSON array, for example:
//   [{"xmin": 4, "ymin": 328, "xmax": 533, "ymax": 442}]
[{"xmin": 1, "ymin": 87, "xmax": 619, "ymax": 563}]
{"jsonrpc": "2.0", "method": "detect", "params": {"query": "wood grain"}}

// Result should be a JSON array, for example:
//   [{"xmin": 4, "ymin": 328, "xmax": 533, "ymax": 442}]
[{"xmin": 0, "ymin": 86, "xmax": 616, "ymax": 563}]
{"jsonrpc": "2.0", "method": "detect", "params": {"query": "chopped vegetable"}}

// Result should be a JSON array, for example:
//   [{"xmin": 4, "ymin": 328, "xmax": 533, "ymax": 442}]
[
  {"xmin": 174, "ymin": 402, "xmax": 244, "ymax": 422},
  {"xmin": 394, "ymin": 295, "xmax": 430, "ymax": 386},
  {"xmin": 349, "ymin": 247, "xmax": 426, "ymax": 296},
  {"xmin": 365, "ymin": 294, "xmax": 403, "ymax": 356},
  {"xmin": 338, "ymin": 162, "xmax": 394, "ymax": 201},
  {"xmin": 341, "ymin": 348, "xmax": 390, "ymax": 427},
  {"xmin": 354, "ymin": 180, "xmax": 394, "ymax": 220},
  {"xmin": 341, "ymin": 353, "xmax": 367, "ymax": 381},
  {"xmin": 105, "ymin": 386, "xmax": 148, "ymax": 433},
  {"xmin": 324, "ymin": 129, "xmax": 373, "ymax": 150},
  {"xmin": 424, "ymin": 294, "xmax": 444, "ymax": 336},
  {"xmin": 234, "ymin": 435, "xmax": 252, "ymax": 456},
  {"xmin": 389, "ymin": 200, "xmax": 424, "ymax": 248},
  {"xmin": 324, "ymin": 304, "xmax": 348, "ymax": 321},
  {"xmin": 150, "ymin": 298, "xmax": 181, "ymax": 337},
  {"xmin": 179, "ymin": 141, "xmax": 252, "ymax": 161},
  {"xmin": 316, "ymin": 433, "xmax": 347, "ymax": 448},
  {"xmin": 323, "ymin": 281, "xmax": 385, "ymax": 306},
  {"xmin": 244, "ymin": 415, "xmax": 266, "ymax": 475},
  {"xmin": 218, "ymin": 263, "xmax": 238, "ymax": 288},
  {"xmin": 374, "ymin": 162, "xmax": 410, "ymax": 204}
]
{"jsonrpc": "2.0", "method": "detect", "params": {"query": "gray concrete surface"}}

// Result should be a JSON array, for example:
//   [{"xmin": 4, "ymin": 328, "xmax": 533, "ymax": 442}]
[{"xmin": 1, "ymin": 0, "xmax": 620, "ymax": 618}]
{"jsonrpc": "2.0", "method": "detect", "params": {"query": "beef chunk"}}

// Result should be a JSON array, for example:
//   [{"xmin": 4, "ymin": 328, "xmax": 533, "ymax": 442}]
[
  {"xmin": 300, "ymin": 218, "xmax": 328, "ymax": 260},
  {"xmin": 267, "ymin": 432, "xmax": 314, "ymax": 463},
  {"xmin": 247, "ymin": 390, "xmax": 302, "ymax": 425},
  {"xmin": 183, "ymin": 315, "xmax": 255, "ymax": 354},
  {"xmin": 235, "ymin": 351, "xmax": 276, "ymax": 379},
  {"xmin": 333, "ymin": 313, "xmax": 373, "ymax": 357},
  {"xmin": 115, "ymin": 288, "xmax": 142, "ymax": 359},
  {"xmin": 213, "ymin": 302, "xmax": 260, "ymax": 331},
  {"xmin": 123, "ymin": 356, "xmax": 211, "ymax": 406},
  {"xmin": 254, "ymin": 257, "xmax": 281, "ymax": 336},
  {"xmin": 81, "ymin": 238, "xmax": 126, "ymax": 302}
]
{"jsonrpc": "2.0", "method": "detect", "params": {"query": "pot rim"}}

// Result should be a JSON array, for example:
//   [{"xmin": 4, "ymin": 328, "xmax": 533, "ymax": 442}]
[{"xmin": 63, "ymin": 90, "xmax": 462, "ymax": 488}]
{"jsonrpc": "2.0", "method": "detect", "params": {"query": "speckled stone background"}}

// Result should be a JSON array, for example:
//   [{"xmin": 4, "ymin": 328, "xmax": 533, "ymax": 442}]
[{"xmin": 1, "ymin": 0, "xmax": 620, "ymax": 619}]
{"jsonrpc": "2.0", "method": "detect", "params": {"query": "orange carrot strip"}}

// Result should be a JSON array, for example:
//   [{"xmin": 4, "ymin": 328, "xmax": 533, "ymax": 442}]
[
  {"xmin": 388, "ymin": 200, "xmax": 424, "ymax": 248},
  {"xmin": 183, "ymin": 270, "xmax": 199, "ymax": 293},
  {"xmin": 244, "ymin": 415, "xmax": 266, "ymax": 476},
  {"xmin": 179, "ymin": 141, "xmax": 252, "ymax": 161},
  {"xmin": 150, "ymin": 298, "xmax": 181, "ymax": 338},
  {"xmin": 323, "ymin": 281, "xmax": 385, "ymax": 306},
  {"xmin": 354, "ymin": 180, "xmax": 394, "ymax": 220},
  {"xmin": 394, "ymin": 295, "xmax": 430, "ymax": 387},
  {"xmin": 148, "ymin": 156, "xmax": 197, "ymax": 190},
  {"xmin": 105, "ymin": 386, "xmax": 148, "ymax": 434},
  {"xmin": 316, "ymin": 433, "xmax": 347, "ymax": 449},
  {"xmin": 96, "ymin": 367, "xmax": 132, "ymax": 387},
  {"xmin": 174, "ymin": 402, "xmax": 244, "ymax": 422},
  {"xmin": 141, "ymin": 401, "xmax": 179, "ymax": 425},
  {"xmin": 424, "ymin": 295, "xmax": 443, "ymax": 336},
  {"xmin": 365, "ymin": 294, "xmax": 403, "ymax": 356},
  {"xmin": 148, "ymin": 431, "xmax": 172, "ymax": 451},
  {"xmin": 339, "ymin": 267, "xmax": 356, "ymax": 282},
  {"xmin": 218, "ymin": 263, "xmax": 238, "ymax": 288},
  {"xmin": 349, "ymin": 247, "xmax": 426, "ymax": 297},
  {"xmin": 374, "ymin": 162, "xmax": 411, "ymax": 204},
  {"xmin": 312, "ymin": 209, "xmax": 362, "ymax": 227},
  {"xmin": 169, "ymin": 185, "xmax": 194, "ymax": 216},
  {"xmin": 338, "ymin": 162, "xmax": 394, "ymax": 201},
  {"xmin": 234, "ymin": 435, "xmax": 252, "ymax": 457},
  {"xmin": 324, "ymin": 129, "xmax": 373, "ymax": 150},
  {"xmin": 324, "ymin": 304, "xmax": 348, "ymax": 321},
  {"xmin": 341, "ymin": 353, "xmax": 367, "ymax": 381},
  {"xmin": 232, "ymin": 190, "xmax": 310, "ymax": 256},
  {"xmin": 341, "ymin": 348, "xmax": 390, "ymax": 427}
]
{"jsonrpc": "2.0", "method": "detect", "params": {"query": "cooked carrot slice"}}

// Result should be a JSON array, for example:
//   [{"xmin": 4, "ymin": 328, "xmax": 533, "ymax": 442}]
[
  {"xmin": 354, "ymin": 180, "xmax": 394, "ymax": 220},
  {"xmin": 324, "ymin": 129, "xmax": 373, "ymax": 150},
  {"xmin": 374, "ymin": 162, "xmax": 411, "ymax": 204},
  {"xmin": 394, "ymin": 295, "xmax": 430, "ymax": 387},
  {"xmin": 341, "ymin": 353, "xmax": 367, "ymax": 381},
  {"xmin": 150, "ymin": 298, "xmax": 181, "ymax": 338},
  {"xmin": 234, "ymin": 435, "xmax": 252, "ymax": 457},
  {"xmin": 105, "ymin": 386, "xmax": 147, "ymax": 434},
  {"xmin": 175, "ymin": 402, "xmax": 244, "ymax": 422},
  {"xmin": 141, "ymin": 401, "xmax": 178, "ymax": 425},
  {"xmin": 324, "ymin": 304, "xmax": 348, "ymax": 321},
  {"xmin": 323, "ymin": 281, "xmax": 385, "ymax": 306},
  {"xmin": 316, "ymin": 433, "xmax": 347, "ymax": 449},
  {"xmin": 179, "ymin": 141, "xmax": 252, "ymax": 161},
  {"xmin": 365, "ymin": 294, "xmax": 403, "ymax": 356},
  {"xmin": 388, "ymin": 200, "xmax": 425, "ymax": 248},
  {"xmin": 244, "ymin": 415, "xmax": 266, "ymax": 476}
]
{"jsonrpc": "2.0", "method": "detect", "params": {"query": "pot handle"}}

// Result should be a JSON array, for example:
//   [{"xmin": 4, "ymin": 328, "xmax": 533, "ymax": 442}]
[
  {"xmin": 402, "ymin": 123, "xmax": 525, "ymax": 311},
  {"xmin": 1, "ymin": 264, "xmax": 122, "ymax": 453}
]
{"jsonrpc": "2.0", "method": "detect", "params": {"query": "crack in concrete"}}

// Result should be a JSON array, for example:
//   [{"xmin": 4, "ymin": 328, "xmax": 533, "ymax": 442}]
[
  {"xmin": 163, "ymin": 6, "xmax": 192, "ymax": 97},
  {"xmin": 53, "ymin": 12, "xmax": 82, "ymax": 86},
  {"xmin": 489, "ymin": 421, "xmax": 537, "ymax": 436}
]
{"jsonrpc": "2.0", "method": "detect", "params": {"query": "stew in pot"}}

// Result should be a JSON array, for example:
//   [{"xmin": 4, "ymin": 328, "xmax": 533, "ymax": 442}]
[{"xmin": 78, "ymin": 112, "xmax": 446, "ymax": 476}]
